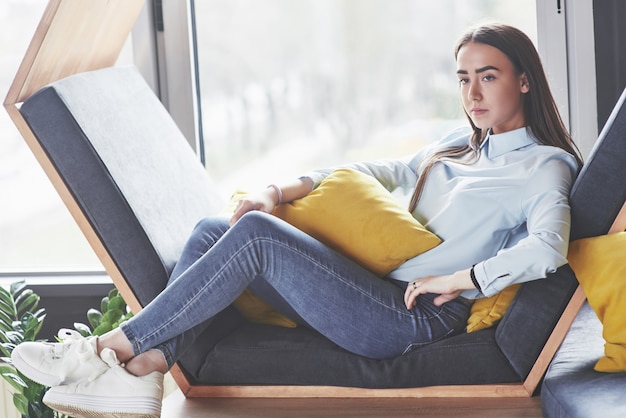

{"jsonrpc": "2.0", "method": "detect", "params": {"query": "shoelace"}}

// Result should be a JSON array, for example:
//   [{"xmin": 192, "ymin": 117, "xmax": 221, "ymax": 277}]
[
  {"xmin": 53, "ymin": 328, "xmax": 119, "ymax": 382},
  {"xmin": 51, "ymin": 328, "xmax": 87, "ymax": 359}
]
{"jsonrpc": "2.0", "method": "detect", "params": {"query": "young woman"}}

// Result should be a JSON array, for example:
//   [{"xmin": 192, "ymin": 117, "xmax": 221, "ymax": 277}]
[{"xmin": 12, "ymin": 23, "xmax": 582, "ymax": 418}]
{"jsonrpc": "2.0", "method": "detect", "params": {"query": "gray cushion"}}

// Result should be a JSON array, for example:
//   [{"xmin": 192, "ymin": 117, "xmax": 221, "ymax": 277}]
[
  {"xmin": 192, "ymin": 319, "xmax": 519, "ymax": 388},
  {"xmin": 541, "ymin": 303, "xmax": 626, "ymax": 418},
  {"xmin": 20, "ymin": 66, "xmax": 224, "ymax": 304}
]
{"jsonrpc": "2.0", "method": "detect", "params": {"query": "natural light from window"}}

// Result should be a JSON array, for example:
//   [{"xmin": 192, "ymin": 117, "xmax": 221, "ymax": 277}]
[{"xmin": 194, "ymin": 0, "xmax": 536, "ymax": 197}]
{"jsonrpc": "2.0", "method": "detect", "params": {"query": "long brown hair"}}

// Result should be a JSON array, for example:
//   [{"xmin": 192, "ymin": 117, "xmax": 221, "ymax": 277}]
[{"xmin": 408, "ymin": 23, "xmax": 583, "ymax": 212}]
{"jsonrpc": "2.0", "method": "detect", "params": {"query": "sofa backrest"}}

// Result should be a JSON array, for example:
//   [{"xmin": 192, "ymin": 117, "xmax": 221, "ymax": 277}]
[
  {"xmin": 569, "ymin": 88, "xmax": 626, "ymax": 240},
  {"xmin": 20, "ymin": 66, "xmax": 224, "ymax": 306},
  {"xmin": 496, "ymin": 87, "xmax": 626, "ymax": 380}
]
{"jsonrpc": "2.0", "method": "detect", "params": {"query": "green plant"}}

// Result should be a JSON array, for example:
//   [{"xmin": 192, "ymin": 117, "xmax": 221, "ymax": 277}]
[
  {"xmin": 0, "ymin": 280, "xmax": 64, "ymax": 418},
  {"xmin": 74, "ymin": 288, "xmax": 133, "ymax": 337},
  {"xmin": 0, "ymin": 283, "xmax": 132, "ymax": 418}
]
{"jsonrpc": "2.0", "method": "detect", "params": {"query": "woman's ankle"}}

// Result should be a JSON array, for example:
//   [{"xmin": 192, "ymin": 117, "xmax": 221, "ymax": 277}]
[
  {"xmin": 124, "ymin": 349, "xmax": 168, "ymax": 376},
  {"xmin": 96, "ymin": 328, "xmax": 135, "ymax": 364}
]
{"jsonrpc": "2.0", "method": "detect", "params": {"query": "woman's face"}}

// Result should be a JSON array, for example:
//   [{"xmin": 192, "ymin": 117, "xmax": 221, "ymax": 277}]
[{"xmin": 456, "ymin": 41, "xmax": 529, "ymax": 134}]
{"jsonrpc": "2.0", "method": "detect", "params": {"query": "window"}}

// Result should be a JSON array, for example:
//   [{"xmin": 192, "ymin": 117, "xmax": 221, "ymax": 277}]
[
  {"xmin": 0, "ymin": 0, "xmax": 133, "ymax": 273},
  {"xmin": 192, "ymin": 0, "xmax": 537, "ymax": 196}
]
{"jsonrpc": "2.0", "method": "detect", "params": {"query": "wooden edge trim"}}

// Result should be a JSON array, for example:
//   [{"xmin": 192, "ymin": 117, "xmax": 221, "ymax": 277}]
[
  {"xmin": 4, "ymin": 102, "xmax": 144, "ymax": 315},
  {"xmin": 178, "ymin": 383, "xmax": 531, "ymax": 399},
  {"xmin": 169, "ymin": 365, "xmax": 192, "ymax": 396},
  {"xmin": 3, "ymin": 0, "xmax": 61, "ymax": 106},
  {"xmin": 522, "ymin": 285, "xmax": 586, "ymax": 395},
  {"xmin": 5, "ymin": 0, "xmax": 144, "ymax": 106}
]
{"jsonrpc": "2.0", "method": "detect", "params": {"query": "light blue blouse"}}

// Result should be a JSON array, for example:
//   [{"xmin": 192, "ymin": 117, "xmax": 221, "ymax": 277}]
[{"xmin": 304, "ymin": 126, "xmax": 580, "ymax": 299}]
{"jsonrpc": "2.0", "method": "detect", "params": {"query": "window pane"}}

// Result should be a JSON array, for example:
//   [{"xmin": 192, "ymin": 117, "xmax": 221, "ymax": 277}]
[
  {"xmin": 0, "ymin": 0, "xmax": 133, "ymax": 272},
  {"xmin": 194, "ymin": 0, "xmax": 536, "ymax": 196}
]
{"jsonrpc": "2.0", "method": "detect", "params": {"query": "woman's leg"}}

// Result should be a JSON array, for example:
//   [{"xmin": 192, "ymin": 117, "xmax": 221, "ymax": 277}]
[
  {"xmin": 102, "ymin": 216, "xmax": 232, "ymax": 374},
  {"xmin": 111, "ymin": 211, "xmax": 470, "ymax": 369}
]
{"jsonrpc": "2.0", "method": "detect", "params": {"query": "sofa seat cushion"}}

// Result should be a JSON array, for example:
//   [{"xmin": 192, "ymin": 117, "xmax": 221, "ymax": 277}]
[
  {"xmin": 541, "ymin": 302, "xmax": 626, "ymax": 418},
  {"xmin": 185, "ymin": 319, "xmax": 519, "ymax": 388}
]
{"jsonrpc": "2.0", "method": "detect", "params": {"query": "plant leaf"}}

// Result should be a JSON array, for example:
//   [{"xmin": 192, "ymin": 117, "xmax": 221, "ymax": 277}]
[
  {"xmin": 74, "ymin": 322, "xmax": 92, "ymax": 336},
  {"xmin": 0, "ymin": 286, "xmax": 15, "ymax": 309},
  {"xmin": 13, "ymin": 392, "xmax": 29, "ymax": 416},
  {"xmin": 2, "ymin": 333, "xmax": 18, "ymax": 343},
  {"xmin": 0, "ymin": 353, "xmax": 13, "ymax": 363},
  {"xmin": 30, "ymin": 400, "xmax": 56, "ymax": 418},
  {"xmin": 23, "ymin": 377, "xmax": 45, "ymax": 400},
  {"xmin": 0, "ymin": 310, "xmax": 14, "ymax": 332},
  {"xmin": 2, "ymin": 371, "xmax": 28, "ymax": 391},
  {"xmin": 10, "ymin": 280, "xmax": 27, "ymax": 297},
  {"xmin": 100, "ymin": 296, "xmax": 109, "ymax": 313},
  {"xmin": 0, "ymin": 345, "xmax": 12, "ymax": 357},
  {"xmin": 108, "ymin": 295, "xmax": 126, "ymax": 312},
  {"xmin": 0, "ymin": 284, "xmax": 12, "ymax": 298},
  {"xmin": 17, "ymin": 292, "xmax": 40, "ymax": 316},
  {"xmin": 87, "ymin": 308, "xmax": 103, "ymax": 329},
  {"xmin": 108, "ymin": 288, "xmax": 119, "ymax": 299},
  {"xmin": 92, "ymin": 321, "xmax": 112, "ymax": 336},
  {"xmin": 31, "ymin": 309, "xmax": 47, "ymax": 324},
  {"xmin": 0, "ymin": 296, "xmax": 15, "ymax": 314},
  {"xmin": 0, "ymin": 363, "xmax": 15, "ymax": 376},
  {"xmin": 23, "ymin": 315, "xmax": 46, "ymax": 342},
  {"xmin": 15, "ymin": 288, "xmax": 33, "ymax": 306}
]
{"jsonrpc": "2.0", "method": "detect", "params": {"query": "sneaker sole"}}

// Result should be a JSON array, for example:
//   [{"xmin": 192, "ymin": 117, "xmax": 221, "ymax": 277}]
[
  {"xmin": 11, "ymin": 349, "xmax": 61, "ymax": 387},
  {"xmin": 44, "ymin": 392, "xmax": 161, "ymax": 418}
]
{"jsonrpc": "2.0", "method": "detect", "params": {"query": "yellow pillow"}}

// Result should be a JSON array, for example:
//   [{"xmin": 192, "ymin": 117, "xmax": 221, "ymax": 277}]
[
  {"xmin": 231, "ymin": 288, "xmax": 298, "ymax": 328},
  {"xmin": 567, "ymin": 232, "xmax": 626, "ymax": 372},
  {"xmin": 273, "ymin": 168, "xmax": 442, "ymax": 277},
  {"xmin": 466, "ymin": 284, "xmax": 520, "ymax": 333}
]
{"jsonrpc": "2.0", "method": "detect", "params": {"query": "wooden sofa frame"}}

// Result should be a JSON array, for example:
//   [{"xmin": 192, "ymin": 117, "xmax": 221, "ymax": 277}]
[{"xmin": 6, "ymin": 0, "xmax": 623, "ymax": 399}]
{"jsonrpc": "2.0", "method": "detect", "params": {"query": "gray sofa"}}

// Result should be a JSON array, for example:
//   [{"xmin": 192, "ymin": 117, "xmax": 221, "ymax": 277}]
[
  {"xmin": 16, "ymin": 65, "xmax": 626, "ymax": 401},
  {"xmin": 540, "ymin": 88, "xmax": 626, "ymax": 418}
]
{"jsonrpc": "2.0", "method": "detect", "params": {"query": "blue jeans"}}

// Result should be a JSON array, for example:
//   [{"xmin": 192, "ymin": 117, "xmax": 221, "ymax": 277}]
[{"xmin": 120, "ymin": 212, "xmax": 471, "ymax": 368}]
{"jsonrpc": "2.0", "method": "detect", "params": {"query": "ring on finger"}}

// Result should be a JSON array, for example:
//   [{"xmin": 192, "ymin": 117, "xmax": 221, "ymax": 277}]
[{"xmin": 412, "ymin": 282, "xmax": 417, "ymax": 290}]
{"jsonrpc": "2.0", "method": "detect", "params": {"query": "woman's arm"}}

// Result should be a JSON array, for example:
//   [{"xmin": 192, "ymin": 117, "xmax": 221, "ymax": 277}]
[
  {"xmin": 466, "ymin": 155, "xmax": 578, "ymax": 298},
  {"xmin": 229, "ymin": 177, "xmax": 314, "ymax": 225}
]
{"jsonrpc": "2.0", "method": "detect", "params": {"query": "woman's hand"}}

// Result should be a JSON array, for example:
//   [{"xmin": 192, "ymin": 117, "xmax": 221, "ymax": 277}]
[
  {"xmin": 229, "ymin": 188, "xmax": 278, "ymax": 226},
  {"xmin": 229, "ymin": 178, "xmax": 315, "ymax": 226},
  {"xmin": 404, "ymin": 268, "xmax": 473, "ymax": 309}
]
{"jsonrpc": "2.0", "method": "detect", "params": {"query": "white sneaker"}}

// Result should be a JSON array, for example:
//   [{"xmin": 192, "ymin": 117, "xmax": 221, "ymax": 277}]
[
  {"xmin": 11, "ymin": 328, "xmax": 115, "ymax": 387},
  {"xmin": 43, "ymin": 365, "xmax": 164, "ymax": 418}
]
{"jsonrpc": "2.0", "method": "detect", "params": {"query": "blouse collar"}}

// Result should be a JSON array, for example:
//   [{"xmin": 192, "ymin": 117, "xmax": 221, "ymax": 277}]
[{"xmin": 480, "ymin": 127, "xmax": 538, "ymax": 159}]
